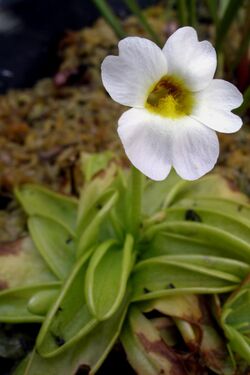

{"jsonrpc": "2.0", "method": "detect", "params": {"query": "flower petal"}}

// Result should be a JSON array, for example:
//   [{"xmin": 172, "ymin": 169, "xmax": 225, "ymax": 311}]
[
  {"xmin": 118, "ymin": 108, "xmax": 172, "ymax": 180},
  {"xmin": 172, "ymin": 117, "xmax": 219, "ymax": 180},
  {"xmin": 118, "ymin": 109, "xmax": 219, "ymax": 181},
  {"xmin": 101, "ymin": 37, "xmax": 168, "ymax": 107},
  {"xmin": 195, "ymin": 79, "xmax": 243, "ymax": 110},
  {"xmin": 162, "ymin": 26, "xmax": 216, "ymax": 91},
  {"xmin": 192, "ymin": 109, "xmax": 242, "ymax": 134},
  {"xmin": 191, "ymin": 79, "xmax": 243, "ymax": 133}
]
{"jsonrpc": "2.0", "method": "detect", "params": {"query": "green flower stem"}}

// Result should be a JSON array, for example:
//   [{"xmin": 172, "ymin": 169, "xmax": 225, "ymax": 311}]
[
  {"xmin": 177, "ymin": 0, "xmax": 188, "ymax": 26},
  {"xmin": 91, "ymin": 0, "xmax": 126, "ymax": 39},
  {"xmin": 206, "ymin": 0, "xmax": 219, "ymax": 27},
  {"xmin": 215, "ymin": 0, "xmax": 244, "ymax": 52},
  {"xmin": 187, "ymin": 0, "xmax": 197, "ymax": 28},
  {"xmin": 129, "ymin": 166, "xmax": 144, "ymax": 237},
  {"xmin": 123, "ymin": 0, "xmax": 162, "ymax": 46}
]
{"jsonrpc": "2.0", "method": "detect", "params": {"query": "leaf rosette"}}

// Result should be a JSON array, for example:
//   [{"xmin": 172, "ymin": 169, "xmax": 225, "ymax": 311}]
[{"xmin": 0, "ymin": 152, "xmax": 246, "ymax": 374}]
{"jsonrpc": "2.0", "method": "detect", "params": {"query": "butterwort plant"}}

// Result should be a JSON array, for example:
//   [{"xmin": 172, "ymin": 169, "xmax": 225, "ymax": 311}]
[{"xmin": 2, "ymin": 28, "xmax": 250, "ymax": 375}]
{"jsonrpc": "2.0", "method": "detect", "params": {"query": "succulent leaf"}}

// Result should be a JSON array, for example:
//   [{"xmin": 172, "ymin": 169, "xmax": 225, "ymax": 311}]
[
  {"xmin": 36, "ymin": 248, "xmax": 97, "ymax": 357},
  {"xmin": 85, "ymin": 235, "xmax": 133, "ymax": 320},
  {"xmin": 28, "ymin": 217, "xmax": 75, "ymax": 279},
  {"xmin": 14, "ymin": 292, "xmax": 129, "ymax": 375},
  {"xmin": 14, "ymin": 185, "xmax": 78, "ymax": 235}
]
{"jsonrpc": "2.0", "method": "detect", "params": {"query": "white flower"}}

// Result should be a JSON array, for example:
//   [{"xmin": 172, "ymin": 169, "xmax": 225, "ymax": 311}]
[{"xmin": 101, "ymin": 27, "xmax": 243, "ymax": 181}]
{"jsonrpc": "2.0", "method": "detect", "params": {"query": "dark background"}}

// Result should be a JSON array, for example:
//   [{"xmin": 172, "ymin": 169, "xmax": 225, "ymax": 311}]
[{"xmin": 0, "ymin": 0, "xmax": 157, "ymax": 93}]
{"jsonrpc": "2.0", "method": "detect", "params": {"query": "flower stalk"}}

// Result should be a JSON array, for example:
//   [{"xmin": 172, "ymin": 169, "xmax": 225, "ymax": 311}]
[{"xmin": 129, "ymin": 166, "xmax": 143, "ymax": 237}]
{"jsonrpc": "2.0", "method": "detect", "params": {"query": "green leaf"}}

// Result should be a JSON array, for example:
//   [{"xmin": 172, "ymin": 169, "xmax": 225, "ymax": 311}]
[
  {"xmin": 227, "ymin": 303, "xmax": 250, "ymax": 330},
  {"xmin": 142, "ymin": 170, "xmax": 181, "ymax": 216},
  {"xmin": 222, "ymin": 281, "xmax": 250, "ymax": 332},
  {"xmin": 78, "ymin": 166, "xmax": 128, "ymax": 241},
  {"xmin": 132, "ymin": 256, "xmax": 238, "ymax": 302},
  {"xmin": 123, "ymin": 0, "xmax": 162, "ymax": 45},
  {"xmin": 77, "ymin": 191, "xmax": 118, "ymax": 257},
  {"xmin": 77, "ymin": 188, "xmax": 115, "ymax": 236},
  {"xmin": 224, "ymin": 325, "xmax": 250, "ymax": 364},
  {"xmin": 0, "ymin": 283, "xmax": 60, "ymax": 323},
  {"xmin": 172, "ymin": 197, "xmax": 250, "ymax": 223},
  {"xmin": 85, "ymin": 235, "xmax": 133, "ymax": 320},
  {"xmin": 121, "ymin": 306, "xmax": 187, "ymax": 375},
  {"xmin": 0, "ymin": 237, "xmax": 57, "ymax": 291},
  {"xmin": 77, "ymin": 165, "xmax": 117, "ymax": 232},
  {"xmin": 177, "ymin": 0, "xmax": 188, "ymax": 26},
  {"xmin": 167, "ymin": 174, "xmax": 247, "ymax": 206},
  {"xmin": 109, "ymin": 169, "xmax": 130, "ymax": 237},
  {"xmin": 141, "ymin": 230, "xmax": 221, "ymax": 259},
  {"xmin": 216, "ymin": 0, "xmax": 244, "ymax": 51},
  {"xmin": 206, "ymin": 0, "xmax": 218, "ymax": 26},
  {"xmin": 187, "ymin": 0, "xmax": 197, "ymax": 27},
  {"xmin": 143, "ymin": 173, "xmax": 246, "ymax": 221},
  {"xmin": 164, "ymin": 207, "xmax": 250, "ymax": 244},
  {"xmin": 27, "ymin": 289, "xmax": 60, "ymax": 316},
  {"xmin": 28, "ymin": 216, "xmax": 75, "ymax": 280},
  {"xmin": 219, "ymin": 277, "xmax": 250, "ymax": 362},
  {"xmin": 128, "ymin": 166, "xmax": 145, "ymax": 236},
  {"xmin": 232, "ymin": 26, "xmax": 250, "ymax": 73},
  {"xmin": 161, "ymin": 255, "xmax": 249, "ymax": 280},
  {"xmin": 80, "ymin": 151, "xmax": 114, "ymax": 182},
  {"xmin": 144, "ymin": 221, "xmax": 250, "ymax": 263},
  {"xmin": 91, "ymin": 0, "xmax": 126, "ymax": 39},
  {"xmin": 36, "ymin": 248, "xmax": 97, "ymax": 357},
  {"xmin": 14, "ymin": 293, "xmax": 129, "ymax": 375},
  {"xmin": 15, "ymin": 185, "xmax": 77, "ymax": 235}
]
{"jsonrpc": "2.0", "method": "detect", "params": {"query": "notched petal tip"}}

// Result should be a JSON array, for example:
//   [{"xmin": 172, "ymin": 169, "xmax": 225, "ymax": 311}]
[
  {"xmin": 162, "ymin": 26, "xmax": 217, "ymax": 92},
  {"xmin": 101, "ymin": 36, "xmax": 168, "ymax": 108},
  {"xmin": 166, "ymin": 26, "xmax": 198, "ymax": 40},
  {"xmin": 191, "ymin": 79, "xmax": 244, "ymax": 134}
]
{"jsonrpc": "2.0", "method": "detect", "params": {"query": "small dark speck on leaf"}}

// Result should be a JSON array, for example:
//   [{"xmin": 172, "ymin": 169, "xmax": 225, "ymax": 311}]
[
  {"xmin": 54, "ymin": 335, "xmax": 65, "ymax": 346},
  {"xmin": 96, "ymin": 203, "xmax": 103, "ymax": 210},
  {"xmin": 75, "ymin": 364, "xmax": 91, "ymax": 375},
  {"xmin": 185, "ymin": 209, "xmax": 202, "ymax": 222},
  {"xmin": 167, "ymin": 283, "xmax": 175, "ymax": 289},
  {"xmin": 66, "ymin": 237, "xmax": 72, "ymax": 244},
  {"xmin": 238, "ymin": 205, "xmax": 243, "ymax": 212},
  {"xmin": 143, "ymin": 287, "xmax": 151, "ymax": 294}
]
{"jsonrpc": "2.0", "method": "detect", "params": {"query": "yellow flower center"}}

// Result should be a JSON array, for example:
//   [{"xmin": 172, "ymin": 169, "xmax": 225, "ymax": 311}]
[{"xmin": 145, "ymin": 75, "xmax": 195, "ymax": 118}]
